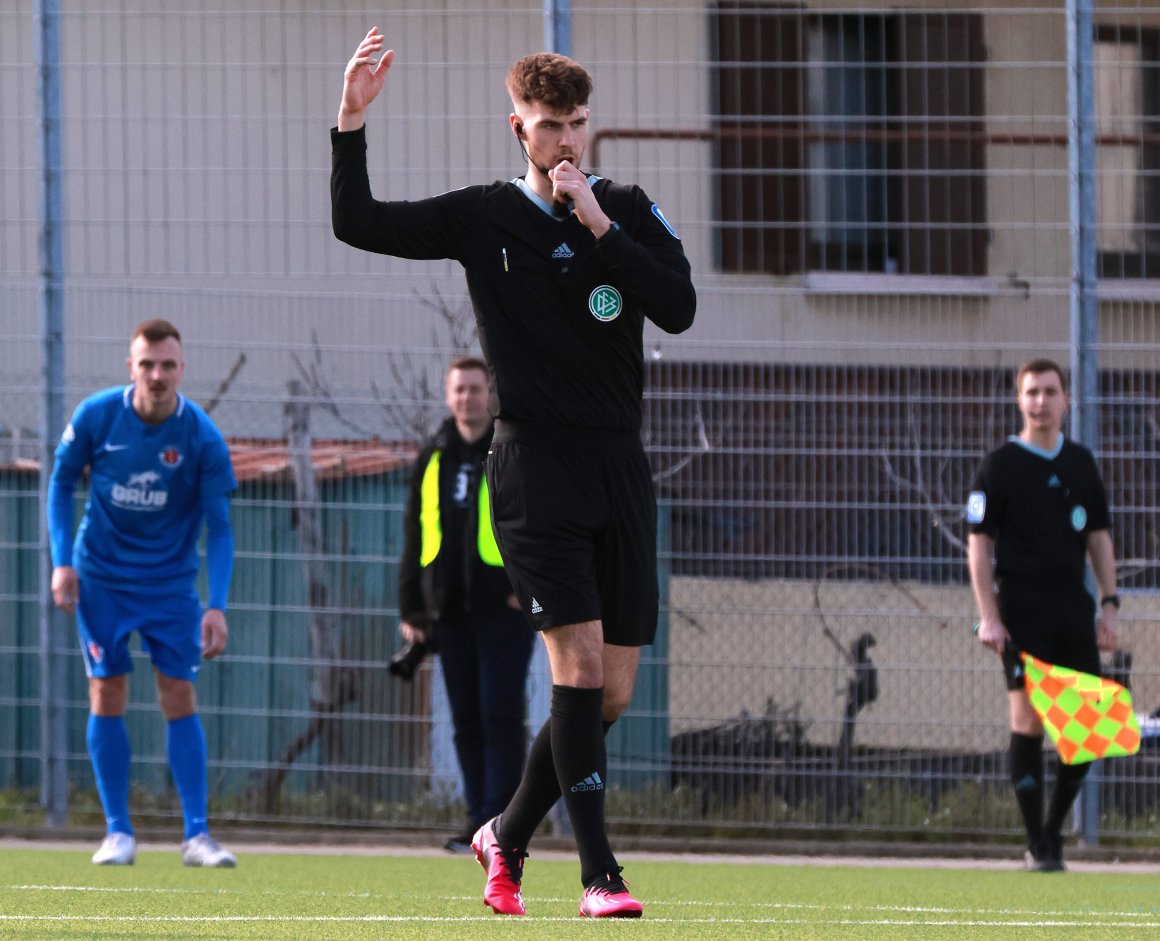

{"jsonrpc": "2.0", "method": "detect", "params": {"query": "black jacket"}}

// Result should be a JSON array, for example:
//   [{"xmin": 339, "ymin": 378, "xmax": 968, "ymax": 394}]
[{"xmin": 398, "ymin": 418, "xmax": 513, "ymax": 628}]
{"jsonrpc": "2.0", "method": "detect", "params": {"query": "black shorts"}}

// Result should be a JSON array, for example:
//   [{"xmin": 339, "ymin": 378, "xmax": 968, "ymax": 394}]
[
  {"xmin": 486, "ymin": 421, "xmax": 658, "ymax": 647},
  {"xmin": 998, "ymin": 581, "xmax": 1099, "ymax": 691}
]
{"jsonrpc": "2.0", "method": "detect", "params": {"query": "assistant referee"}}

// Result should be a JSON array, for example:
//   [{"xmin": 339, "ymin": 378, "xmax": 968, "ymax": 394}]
[{"xmin": 966, "ymin": 357, "xmax": 1120, "ymax": 872}]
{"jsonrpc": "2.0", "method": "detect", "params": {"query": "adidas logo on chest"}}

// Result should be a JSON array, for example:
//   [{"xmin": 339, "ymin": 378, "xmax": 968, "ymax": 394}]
[{"xmin": 551, "ymin": 242, "xmax": 574, "ymax": 260}]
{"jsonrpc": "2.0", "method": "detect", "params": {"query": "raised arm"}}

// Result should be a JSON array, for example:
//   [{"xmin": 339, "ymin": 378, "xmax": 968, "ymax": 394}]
[{"xmin": 337, "ymin": 27, "xmax": 395, "ymax": 132}]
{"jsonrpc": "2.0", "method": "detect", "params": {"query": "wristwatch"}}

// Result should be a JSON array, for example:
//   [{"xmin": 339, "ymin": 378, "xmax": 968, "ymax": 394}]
[{"xmin": 1100, "ymin": 593, "xmax": 1120, "ymax": 609}]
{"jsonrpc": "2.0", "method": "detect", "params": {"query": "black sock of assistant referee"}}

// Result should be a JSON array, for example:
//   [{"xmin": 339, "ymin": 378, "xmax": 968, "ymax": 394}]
[
  {"xmin": 1044, "ymin": 761, "xmax": 1089, "ymax": 838},
  {"xmin": 1010, "ymin": 732, "xmax": 1044, "ymax": 848},
  {"xmin": 550, "ymin": 685, "xmax": 618, "ymax": 886}
]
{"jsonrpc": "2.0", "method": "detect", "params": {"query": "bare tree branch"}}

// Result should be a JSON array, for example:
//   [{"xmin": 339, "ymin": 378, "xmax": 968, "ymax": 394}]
[
  {"xmin": 202, "ymin": 352, "xmax": 248, "ymax": 417},
  {"xmin": 879, "ymin": 448, "xmax": 967, "ymax": 554},
  {"xmin": 652, "ymin": 411, "xmax": 715, "ymax": 482},
  {"xmin": 290, "ymin": 330, "xmax": 379, "ymax": 439}
]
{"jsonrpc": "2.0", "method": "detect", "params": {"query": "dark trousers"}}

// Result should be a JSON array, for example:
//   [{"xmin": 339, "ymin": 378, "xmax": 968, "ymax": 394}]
[{"xmin": 434, "ymin": 607, "xmax": 535, "ymax": 828}]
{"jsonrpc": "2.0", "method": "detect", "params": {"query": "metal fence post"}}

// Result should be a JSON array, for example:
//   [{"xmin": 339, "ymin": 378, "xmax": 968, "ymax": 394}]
[
  {"xmin": 544, "ymin": 0, "xmax": 571, "ymax": 56},
  {"xmin": 1066, "ymin": 0, "xmax": 1101, "ymax": 847},
  {"xmin": 35, "ymin": 0, "xmax": 69, "ymax": 828}
]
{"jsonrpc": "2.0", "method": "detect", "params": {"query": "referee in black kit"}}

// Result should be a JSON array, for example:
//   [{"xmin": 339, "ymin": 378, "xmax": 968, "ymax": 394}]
[
  {"xmin": 331, "ymin": 28, "xmax": 695, "ymax": 917},
  {"xmin": 966, "ymin": 357, "xmax": 1120, "ymax": 872}
]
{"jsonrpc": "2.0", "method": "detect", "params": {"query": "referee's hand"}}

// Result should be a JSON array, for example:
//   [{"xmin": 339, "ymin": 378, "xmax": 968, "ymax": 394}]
[
  {"xmin": 1097, "ymin": 606, "xmax": 1120, "ymax": 652},
  {"xmin": 339, "ymin": 27, "xmax": 393, "ymax": 131},
  {"xmin": 975, "ymin": 616, "xmax": 1009, "ymax": 655}
]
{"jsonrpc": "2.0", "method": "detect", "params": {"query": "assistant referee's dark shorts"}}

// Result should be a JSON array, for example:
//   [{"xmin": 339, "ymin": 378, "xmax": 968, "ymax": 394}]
[
  {"xmin": 998, "ymin": 579, "xmax": 1100, "ymax": 690},
  {"xmin": 486, "ymin": 419, "xmax": 658, "ymax": 647}
]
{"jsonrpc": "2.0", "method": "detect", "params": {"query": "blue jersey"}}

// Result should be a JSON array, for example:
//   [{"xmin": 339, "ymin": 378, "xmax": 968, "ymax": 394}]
[{"xmin": 49, "ymin": 386, "xmax": 237, "ymax": 592}]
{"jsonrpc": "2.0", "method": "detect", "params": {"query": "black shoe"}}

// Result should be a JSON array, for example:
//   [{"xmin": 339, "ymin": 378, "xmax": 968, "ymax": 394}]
[
  {"xmin": 1039, "ymin": 832, "xmax": 1066, "ymax": 872},
  {"xmin": 1024, "ymin": 835, "xmax": 1065, "ymax": 873},
  {"xmin": 443, "ymin": 831, "xmax": 474, "ymax": 854}
]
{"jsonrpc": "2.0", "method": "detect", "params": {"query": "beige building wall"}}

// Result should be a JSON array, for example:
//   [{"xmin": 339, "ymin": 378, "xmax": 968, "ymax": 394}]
[
  {"xmin": 7, "ymin": 1, "xmax": 1160, "ymax": 408},
  {"xmin": 669, "ymin": 576, "xmax": 1160, "ymax": 753}
]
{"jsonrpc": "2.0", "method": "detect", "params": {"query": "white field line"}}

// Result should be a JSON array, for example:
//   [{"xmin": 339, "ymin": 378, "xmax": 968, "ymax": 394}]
[
  {"xmin": 3, "ymin": 914, "xmax": 1160, "ymax": 928},
  {"xmin": 4, "ymin": 839, "xmax": 1159, "ymax": 873},
  {"xmin": 8, "ymin": 887, "xmax": 1160, "ymax": 923}
]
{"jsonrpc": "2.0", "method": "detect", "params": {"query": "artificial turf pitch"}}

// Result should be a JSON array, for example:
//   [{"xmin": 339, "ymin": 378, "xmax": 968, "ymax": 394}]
[{"xmin": 1, "ymin": 844, "xmax": 1157, "ymax": 940}]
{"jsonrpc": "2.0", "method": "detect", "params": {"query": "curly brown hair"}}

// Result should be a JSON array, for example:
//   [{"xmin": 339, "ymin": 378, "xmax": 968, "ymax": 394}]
[{"xmin": 506, "ymin": 53, "xmax": 592, "ymax": 113}]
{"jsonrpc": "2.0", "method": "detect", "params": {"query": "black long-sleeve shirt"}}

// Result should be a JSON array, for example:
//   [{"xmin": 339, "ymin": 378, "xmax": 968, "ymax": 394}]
[{"xmin": 332, "ymin": 125, "xmax": 696, "ymax": 433}]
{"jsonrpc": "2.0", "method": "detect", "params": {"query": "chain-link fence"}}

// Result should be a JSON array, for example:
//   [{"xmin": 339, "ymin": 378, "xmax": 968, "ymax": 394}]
[{"xmin": 3, "ymin": 1, "xmax": 1160, "ymax": 849}]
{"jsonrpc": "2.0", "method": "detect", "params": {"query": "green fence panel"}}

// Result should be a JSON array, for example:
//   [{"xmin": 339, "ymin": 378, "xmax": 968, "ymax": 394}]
[{"xmin": 606, "ymin": 500, "xmax": 671, "ymax": 792}]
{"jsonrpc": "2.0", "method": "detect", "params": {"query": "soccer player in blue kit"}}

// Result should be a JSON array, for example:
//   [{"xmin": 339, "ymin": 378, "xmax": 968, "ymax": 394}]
[{"xmin": 47, "ymin": 319, "xmax": 239, "ymax": 868}]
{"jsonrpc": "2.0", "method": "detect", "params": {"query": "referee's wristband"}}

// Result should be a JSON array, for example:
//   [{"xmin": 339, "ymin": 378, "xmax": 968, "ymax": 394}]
[{"xmin": 1100, "ymin": 593, "xmax": 1120, "ymax": 610}]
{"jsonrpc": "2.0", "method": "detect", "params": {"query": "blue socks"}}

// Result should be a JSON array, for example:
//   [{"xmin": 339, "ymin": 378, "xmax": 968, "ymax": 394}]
[
  {"xmin": 89, "ymin": 712, "xmax": 209, "ymax": 841},
  {"xmin": 167, "ymin": 714, "xmax": 209, "ymax": 841},
  {"xmin": 87, "ymin": 714, "xmax": 133, "ymax": 836}
]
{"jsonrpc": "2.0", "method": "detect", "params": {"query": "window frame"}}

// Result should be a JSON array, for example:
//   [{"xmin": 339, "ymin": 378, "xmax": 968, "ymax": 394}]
[
  {"xmin": 712, "ymin": 3, "xmax": 988, "ymax": 278},
  {"xmin": 1094, "ymin": 24, "xmax": 1160, "ymax": 280}
]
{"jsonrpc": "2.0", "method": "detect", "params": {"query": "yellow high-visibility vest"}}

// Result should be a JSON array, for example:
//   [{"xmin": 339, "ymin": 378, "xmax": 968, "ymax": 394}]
[{"xmin": 419, "ymin": 449, "xmax": 503, "ymax": 568}]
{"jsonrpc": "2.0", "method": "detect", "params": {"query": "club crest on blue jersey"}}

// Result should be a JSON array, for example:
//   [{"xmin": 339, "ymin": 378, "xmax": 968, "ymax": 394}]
[{"xmin": 160, "ymin": 447, "xmax": 184, "ymax": 469}]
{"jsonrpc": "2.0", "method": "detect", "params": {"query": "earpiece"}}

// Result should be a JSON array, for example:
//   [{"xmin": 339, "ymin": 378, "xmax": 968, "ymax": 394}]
[{"xmin": 513, "ymin": 121, "xmax": 552, "ymax": 179}]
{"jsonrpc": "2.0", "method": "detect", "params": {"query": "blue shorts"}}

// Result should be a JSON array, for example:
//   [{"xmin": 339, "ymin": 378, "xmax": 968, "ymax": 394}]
[{"xmin": 76, "ymin": 579, "xmax": 203, "ymax": 680}]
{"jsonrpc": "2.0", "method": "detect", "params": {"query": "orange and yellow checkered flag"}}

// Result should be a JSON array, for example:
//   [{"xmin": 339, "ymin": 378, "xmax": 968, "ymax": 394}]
[{"xmin": 1022, "ymin": 652, "xmax": 1141, "ymax": 765}]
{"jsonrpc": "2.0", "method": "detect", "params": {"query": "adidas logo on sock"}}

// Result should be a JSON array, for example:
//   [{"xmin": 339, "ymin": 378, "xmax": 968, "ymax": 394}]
[
  {"xmin": 570, "ymin": 772, "xmax": 604, "ymax": 793},
  {"xmin": 552, "ymin": 242, "xmax": 574, "ymax": 259},
  {"xmin": 531, "ymin": 597, "xmax": 543, "ymax": 614}
]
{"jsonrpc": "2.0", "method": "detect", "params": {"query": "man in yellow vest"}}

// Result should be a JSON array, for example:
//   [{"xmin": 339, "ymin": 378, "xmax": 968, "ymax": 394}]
[{"xmin": 397, "ymin": 356, "xmax": 534, "ymax": 852}]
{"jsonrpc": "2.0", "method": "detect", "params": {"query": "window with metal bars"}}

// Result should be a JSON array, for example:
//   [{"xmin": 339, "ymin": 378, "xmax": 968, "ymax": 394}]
[
  {"xmin": 712, "ymin": 4, "xmax": 987, "ymax": 276},
  {"xmin": 1095, "ymin": 25, "xmax": 1160, "ymax": 279}
]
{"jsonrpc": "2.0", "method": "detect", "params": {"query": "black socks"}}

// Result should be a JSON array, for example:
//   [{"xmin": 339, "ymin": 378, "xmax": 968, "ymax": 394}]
[
  {"xmin": 1011, "ymin": 732, "xmax": 1091, "ymax": 849},
  {"xmin": 496, "ymin": 719, "xmax": 557, "ymax": 849},
  {"xmin": 1010, "ymin": 732, "xmax": 1044, "ymax": 847},
  {"xmin": 549, "ymin": 685, "xmax": 617, "ymax": 887},
  {"xmin": 497, "ymin": 690, "xmax": 617, "ymax": 873},
  {"xmin": 1045, "ymin": 760, "xmax": 1089, "ymax": 838}
]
